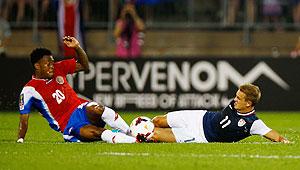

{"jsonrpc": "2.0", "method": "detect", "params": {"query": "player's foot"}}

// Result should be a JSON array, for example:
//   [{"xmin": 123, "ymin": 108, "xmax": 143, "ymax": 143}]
[
  {"xmin": 135, "ymin": 134, "xmax": 158, "ymax": 143},
  {"xmin": 136, "ymin": 134, "xmax": 147, "ymax": 143}
]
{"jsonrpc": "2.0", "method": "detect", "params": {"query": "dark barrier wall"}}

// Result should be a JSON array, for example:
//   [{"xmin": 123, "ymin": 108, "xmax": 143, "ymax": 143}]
[
  {"xmin": 0, "ymin": 58, "xmax": 33, "ymax": 110},
  {"xmin": 1, "ymin": 57, "xmax": 299, "ymax": 111}
]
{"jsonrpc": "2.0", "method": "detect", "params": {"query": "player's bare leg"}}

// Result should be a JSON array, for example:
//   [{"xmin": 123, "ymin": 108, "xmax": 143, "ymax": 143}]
[
  {"xmin": 152, "ymin": 115, "xmax": 170, "ymax": 128},
  {"xmin": 79, "ymin": 125, "xmax": 105, "ymax": 141},
  {"xmin": 85, "ymin": 102, "xmax": 130, "ymax": 134},
  {"xmin": 85, "ymin": 104, "xmax": 106, "ymax": 126},
  {"xmin": 151, "ymin": 127, "xmax": 176, "ymax": 142},
  {"xmin": 79, "ymin": 125, "xmax": 136, "ymax": 143}
]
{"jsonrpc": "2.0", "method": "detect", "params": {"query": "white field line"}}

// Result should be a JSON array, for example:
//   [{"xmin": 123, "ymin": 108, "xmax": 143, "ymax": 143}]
[
  {"xmin": 97, "ymin": 152, "xmax": 300, "ymax": 159},
  {"xmin": 1, "ymin": 140, "xmax": 299, "ymax": 159}
]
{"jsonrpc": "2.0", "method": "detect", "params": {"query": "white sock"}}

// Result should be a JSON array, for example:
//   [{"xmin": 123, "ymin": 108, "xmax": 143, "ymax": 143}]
[
  {"xmin": 101, "ymin": 107, "xmax": 130, "ymax": 134},
  {"xmin": 101, "ymin": 130, "xmax": 136, "ymax": 143}
]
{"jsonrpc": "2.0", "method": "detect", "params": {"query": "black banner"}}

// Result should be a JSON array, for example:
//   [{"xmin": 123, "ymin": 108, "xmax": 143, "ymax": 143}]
[{"xmin": 1, "ymin": 57, "xmax": 299, "ymax": 111}]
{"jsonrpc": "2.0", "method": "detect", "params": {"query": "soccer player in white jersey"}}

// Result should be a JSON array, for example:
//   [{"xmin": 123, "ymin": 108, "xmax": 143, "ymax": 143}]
[
  {"xmin": 150, "ymin": 83, "xmax": 290, "ymax": 143},
  {"xmin": 17, "ymin": 36, "xmax": 137, "ymax": 143}
]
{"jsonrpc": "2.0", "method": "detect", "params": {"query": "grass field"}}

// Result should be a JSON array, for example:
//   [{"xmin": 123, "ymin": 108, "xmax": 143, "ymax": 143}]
[{"xmin": 0, "ymin": 111, "xmax": 300, "ymax": 170}]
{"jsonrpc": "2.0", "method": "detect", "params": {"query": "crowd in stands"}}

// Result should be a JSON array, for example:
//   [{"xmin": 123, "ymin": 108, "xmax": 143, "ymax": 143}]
[
  {"xmin": 0, "ymin": 0, "xmax": 299, "ymax": 28},
  {"xmin": 1, "ymin": 0, "xmax": 300, "ymax": 58}
]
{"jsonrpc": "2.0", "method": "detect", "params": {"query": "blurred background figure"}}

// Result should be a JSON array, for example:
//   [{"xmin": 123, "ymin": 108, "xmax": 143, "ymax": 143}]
[
  {"xmin": 114, "ymin": 2, "xmax": 145, "ymax": 59},
  {"xmin": 0, "ymin": 0, "xmax": 13, "ymax": 20},
  {"xmin": 226, "ymin": 0, "xmax": 240, "ymax": 26},
  {"xmin": 290, "ymin": 36, "xmax": 300, "ymax": 58},
  {"xmin": 0, "ymin": 5, "xmax": 12, "ymax": 58},
  {"xmin": 291, "ymin": 0, "xmax": 300, "ymax": 26},
  {"xmin": 39, "ymin": 0, "xmax": 51, "ymax": 22},
  {"xmin": 56, "ymin": 0, "xmax": 86, "ymax": 58},
  {"xmin": 262, "ymin": 0, "xmax": 283, "ymax": 31},
  {"xmin": 226, "ymin": 0, "xmax": 256, "ymax": 27},
  {"xmin": 0, "ymin": 0, "xmax": 51, "ymax": 22},
  {"xmin": 15, "ymin": 0, "xmax": 31, "ymax": 23}
]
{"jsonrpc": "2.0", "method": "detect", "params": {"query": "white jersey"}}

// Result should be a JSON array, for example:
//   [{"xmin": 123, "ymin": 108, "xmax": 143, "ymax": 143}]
[{"xmin": 166, "ymin": 101, "xmax": 272, "ymax": 143}]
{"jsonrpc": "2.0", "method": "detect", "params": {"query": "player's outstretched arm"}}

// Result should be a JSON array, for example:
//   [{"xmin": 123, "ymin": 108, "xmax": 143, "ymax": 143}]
[
  {"xmin": 17, "ymin": 114, "xmax": 29, "ymax": 143},
  {"xmin": 263, "ymin": 130, "xmax": 290, "ymax": 144},
  {"xmin": 63, "ymin": 36, "xmax": 89, "ymax": 72}
]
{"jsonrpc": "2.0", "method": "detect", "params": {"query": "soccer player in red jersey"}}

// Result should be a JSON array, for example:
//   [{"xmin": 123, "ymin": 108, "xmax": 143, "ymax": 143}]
[{"xmin": 17, "ymin": 36, "xmax": 136, "ymax": 143}]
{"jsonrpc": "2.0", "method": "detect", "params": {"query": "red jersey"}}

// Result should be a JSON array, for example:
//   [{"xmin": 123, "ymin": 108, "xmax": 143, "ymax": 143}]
[{"xmin": 19, "ymin": 59, "xmax": 87, "ymax": 132}]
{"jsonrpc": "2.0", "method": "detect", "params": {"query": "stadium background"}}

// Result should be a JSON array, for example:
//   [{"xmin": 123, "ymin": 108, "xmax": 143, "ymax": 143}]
[{"xmin": 1, "ymin": 0, "xmax": 299, "ymax": 111}]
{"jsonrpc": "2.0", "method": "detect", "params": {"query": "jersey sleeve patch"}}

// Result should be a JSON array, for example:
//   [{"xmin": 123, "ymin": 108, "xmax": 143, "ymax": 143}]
[
  {"xmin": 19, "ymin": 93, "xmax": 25, "ymax": 111},
  {"xmin": 19, "ymin": 86, "xmax": 38, "ymax": 114}
]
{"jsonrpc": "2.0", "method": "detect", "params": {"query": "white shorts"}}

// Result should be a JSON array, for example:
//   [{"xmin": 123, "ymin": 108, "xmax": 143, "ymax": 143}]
[{"xmin": 167, "ymin": 110, "xmax": 208, "ymax": 143}]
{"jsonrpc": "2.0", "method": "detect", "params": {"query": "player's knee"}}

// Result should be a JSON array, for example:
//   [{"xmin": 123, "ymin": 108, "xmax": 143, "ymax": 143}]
[
  {"xmin": 86, "ymin": 102, "xmax": 105, "ymax": 115},
  {"xmin": 152, "ymin": 115, "xmax": 167, "ymax": 127},
  {"xmin": 152, "ymin": 116, "xmax": 160, "ymax": 127}
]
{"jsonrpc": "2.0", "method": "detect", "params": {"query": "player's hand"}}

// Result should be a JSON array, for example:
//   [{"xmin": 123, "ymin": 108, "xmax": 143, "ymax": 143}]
[
  {"xmin": 125, "ymin": 4, "xmax": 137, "ymax": 16},
  {"xmin": 63, "ymin": 36, "xmax": 80, "ymax": 48},
  {"xmin": 16, "ymin": 138, "xmax": 24, "ymax": 143},
  {"xmin": 282, "ymin": 138, "xmax": 290, "ymax": 144}
]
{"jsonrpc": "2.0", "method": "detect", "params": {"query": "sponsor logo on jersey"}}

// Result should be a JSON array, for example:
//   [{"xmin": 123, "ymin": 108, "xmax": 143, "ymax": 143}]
[
  {"xmin": 238, "ymin": 119, "xmax": 246, "ymax": 127},
  {"xmin": 56, "ymin": 76, "xmax": 64, "ymax": 84},
  {"xmin": 184, "ymin": 138, "xmax": 196, "ymax": 143},
  {"xmin": 68, "ymin": 127, "xmax": 74, "ymax": 134},
  {"xmin": 19, "ymin": 94, "xmax": 24, "ymax": 110}
]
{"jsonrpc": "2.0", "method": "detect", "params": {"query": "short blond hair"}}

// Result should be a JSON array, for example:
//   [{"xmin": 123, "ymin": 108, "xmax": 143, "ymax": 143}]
[{"xmin": 239, "ymin": 83, "xmax": 261, "ymax": 106}]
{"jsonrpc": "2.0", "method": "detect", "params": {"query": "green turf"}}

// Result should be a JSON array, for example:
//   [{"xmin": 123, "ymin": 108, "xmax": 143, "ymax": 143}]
[{"xmin": 0, "ymin": 111, "xmax": 300, "ymax": 170}]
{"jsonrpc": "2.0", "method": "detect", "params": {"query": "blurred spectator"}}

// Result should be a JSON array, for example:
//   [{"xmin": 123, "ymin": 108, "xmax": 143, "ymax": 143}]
[
  {"xmin": 226, "ymin": 0, "xmax": 256, "ymax": 26},
  {"xmin": 0, "ymin": 0, "xmax": 51, "ymax": 22},
  {"xmin": 114, "ymin": 3, "xmax": 145, "ymax": 58},
  {"xmin": 291, "ymin": 0, "xmax": 300, "ymax": 24},
  {"xmin": 0, "ymin": 9, "xmax": 11, "ymax": 58},
  {"xmin": 290, "ymin": 36, "xmax": 300, "ymax": 58},
  {"xmin": 226, "ymin": 0, "xmax": 239, "ymax": 26},
  {"xmin": 8, "ymin": 0, "xmax": 34, "ymax": 23},
  {"xmin": 56, "ymin": 0, "xmax": 86, "ymax": 58},
  {"xmin": 15, "ymin": 0, "xmax": 29, "ymax": 23},
  {"xmin": 246, "ymin": 0, "xmax": 256, "ymax": 25},
  {"xmin": 262, "ymin": 0, "xmax": 283, "ymax": 31},
  {"xmin": 0, "ymin": 0, "xmax": 13, "ymax": 20},
  {"xmin": 39, "ymin": 0, "xmax": 51, "ymax": 21}
]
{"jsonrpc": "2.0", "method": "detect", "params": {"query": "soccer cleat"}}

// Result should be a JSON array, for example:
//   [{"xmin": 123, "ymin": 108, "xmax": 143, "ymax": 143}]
[
  {"xmin": 135, "ymin": 134, "xmax": 158, "ymax": 143},
  {"xmin": 111, "ymin": 129, "xmax": 121, "ymax": 133},
  {"xmin": 136, "ymin": 134, "xmax": 147, "ymax": 143}
]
